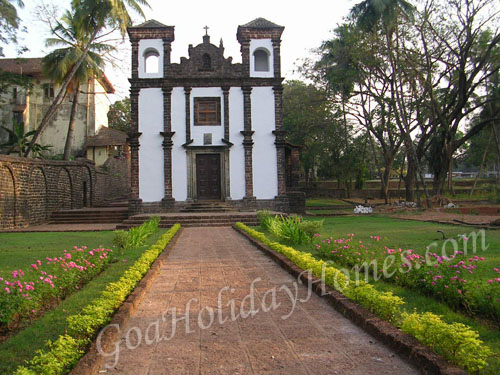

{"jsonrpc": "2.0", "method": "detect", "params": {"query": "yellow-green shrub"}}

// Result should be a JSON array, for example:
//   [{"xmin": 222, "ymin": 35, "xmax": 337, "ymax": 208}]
[{"xmin": 401, "ymin": 312, "xmax": 491, "ymax": 372}]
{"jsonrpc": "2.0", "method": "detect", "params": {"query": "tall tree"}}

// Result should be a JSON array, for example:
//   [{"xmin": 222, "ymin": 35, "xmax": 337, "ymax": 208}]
[
  {"xmin": 283, "ymin": 81, "xmax": 333, "ymax": 184},
  {"xmin": 42, "ymin": 9, "xmax": 112, "ymax": 160},
  {"xmin": 24, "ymin": 0, "xmax": 149, "ymax": 157},
  {"xmin": 0, "ymin": 0, "xmax": 24, "ymax": 56},
  {"xmin": 108, "ymin": 97, "xmax": 131, "ymax": 133},
  {"xmin": 412, "ymin": 0, "xmax": 500, "ymax": 195}
]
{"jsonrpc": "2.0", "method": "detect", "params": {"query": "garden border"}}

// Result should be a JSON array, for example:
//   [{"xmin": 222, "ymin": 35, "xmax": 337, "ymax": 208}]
[
  {"xmin": 69, "ymin": 227, "xmax": 183, "ymax": 375},
  {"xmin": 233, "ymin": 225, "xmax": 466, "ymax": 375}
]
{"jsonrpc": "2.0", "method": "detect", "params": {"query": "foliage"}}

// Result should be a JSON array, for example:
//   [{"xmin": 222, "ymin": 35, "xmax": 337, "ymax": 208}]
[
  {"xmin": 236, "ymin": 222, "xmax": 491, "ymax": 372},
  {"xmin": 0, "ymin": 0, "xmax": 25, "ymax": 56},
  {"xmin": 298, "ymin": 220, "xmax": 323, "ymax": 238},
  {"xmin": 112, "ymin": 216, "xmax": 160, "ymax": 251},
  {"xmin": 312, "ymin": 232, "xmax": 500, "ymax": 325},
  {"xmin": 257, "ymin": 211, "xmax": 315, "ymax": 245},
  {"xmin": 108, "ymin": 97, "xmax": 131, "ymax": 133},
  {"xmin": 0, "ymin": 121, "xmax": 52, "ymax": 158},
  {"xmin": 401, "ymin": 312, "xmax": 491, "ymax": 372},
  {"xmin": 24, "ymin": 0, "xmax": 150, "ymax": 156},
  {"xmin": 14, "ymin": 224, "xmax": 180, "ymax": 375}
]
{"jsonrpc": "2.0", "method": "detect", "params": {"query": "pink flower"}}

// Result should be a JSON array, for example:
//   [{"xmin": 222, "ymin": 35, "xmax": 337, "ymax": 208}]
[
  {"xmin": 488, "ymin": 280, "xmax": 493, "ymax": 284},
  {"xmin": 4, "ymin": 287, "xmax": 10, "ymax": 293}
]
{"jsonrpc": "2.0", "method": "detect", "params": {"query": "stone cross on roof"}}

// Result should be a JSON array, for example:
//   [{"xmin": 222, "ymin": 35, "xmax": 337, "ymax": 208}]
[{"xmin": 204, "ymin": 25, "xmax": 209, "ymax": 35}]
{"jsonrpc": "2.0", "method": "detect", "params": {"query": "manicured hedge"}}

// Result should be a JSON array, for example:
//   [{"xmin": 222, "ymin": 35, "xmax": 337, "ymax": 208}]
[
  {"xmin": 235, "ymin": 222, "xmax": 491, "ymax": 372},
  {"xmin": 14, "ymin": 224, "xmax": 181, "ymax": 375}
]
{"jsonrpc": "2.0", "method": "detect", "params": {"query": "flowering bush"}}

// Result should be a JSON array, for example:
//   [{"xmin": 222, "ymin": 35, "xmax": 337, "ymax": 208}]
[
  {"xmin": 353, "ymin": 205, "xmax": 373, "ymax": 214},
  {"xmin": 312, "ymin": 233, "xmax": 500, "ymax": 325},
  {"xmin": 0, "ymin": 246, "xmax": 113, "ymax": 331}
]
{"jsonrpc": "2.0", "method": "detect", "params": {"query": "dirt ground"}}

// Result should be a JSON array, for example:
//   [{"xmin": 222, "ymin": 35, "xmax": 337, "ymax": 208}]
[{"xmin": 390, "ymin": 210, "xmax": 499, "ymax": 226}]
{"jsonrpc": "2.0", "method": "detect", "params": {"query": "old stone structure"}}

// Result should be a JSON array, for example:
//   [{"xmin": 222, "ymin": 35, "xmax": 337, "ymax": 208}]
[
  {"xmin": 0, "ymin": 155, "xmax": 129, "ymax": 229},
  {"xmin": 127, "ymin": 18, "xmax": 302, "ymax": 214},
  {"xmin": 0, "ymin": 58, "xmax": 114, "ymax": 157}
]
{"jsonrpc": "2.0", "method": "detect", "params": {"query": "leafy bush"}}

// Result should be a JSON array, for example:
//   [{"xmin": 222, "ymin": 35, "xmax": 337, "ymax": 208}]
[
  {"xmin": 298, "ymin": 220, "xmax": 323, "ymax": 238},
  {"xmin": 235, "ymin": 222, "xmax": 491, "ymax": 372},
  {"xmin": 258, "ymin": 212, "xmax": 318, "ymax": 245},
  {"xmin": 257, "ymin": 210, "xmax": 274, "ymax": 231},
  {"xmin": 401, "ymin": 312, "xmax": 491, "ymax": 372},
  {"xmin": 112, "ymin": 216, "xmax": 160, "ymax": 251},
  {"xmin": 14, "ymin": 224, "xmax": 181, "ymax": 375}
]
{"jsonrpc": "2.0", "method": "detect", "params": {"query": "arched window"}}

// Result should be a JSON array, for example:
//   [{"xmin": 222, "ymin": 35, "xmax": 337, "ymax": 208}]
[
  {"xmin": 202, "ymin": 53, "xmax": 211, "ymax": 69},
  {"xmin": 254, "ymin": 49, "xmax": 270, "ymax": 72},
  {"xmin": 144, "ymin": 48, "xmax": 160, "ymax": 74}
]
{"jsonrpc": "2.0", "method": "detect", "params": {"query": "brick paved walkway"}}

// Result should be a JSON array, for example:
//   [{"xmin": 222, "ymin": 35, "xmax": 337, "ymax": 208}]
[{"xmin": 96, "ymin": 227, "xmax": 419, "ymax": 375}]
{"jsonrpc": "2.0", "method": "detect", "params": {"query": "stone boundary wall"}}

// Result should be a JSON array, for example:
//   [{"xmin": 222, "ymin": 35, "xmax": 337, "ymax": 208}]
[
  {"xmin": 94, "ymin": 157, "xmax": 130, "ymax": 204},
  {"xmin": 0, "ymin": 155, "xmax": 130, "ymax": 229}
]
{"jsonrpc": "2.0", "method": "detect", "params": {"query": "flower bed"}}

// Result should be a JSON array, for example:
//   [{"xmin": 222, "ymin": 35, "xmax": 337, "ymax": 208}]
[
  {"xmin": 0, "ymin": 246, "xmax": 113, "ymax": 332},
  {"xmin": 235, "ymin": 222, "xmax": 491, "ymax": 372},
  {"xmin": 313, "ymin": 233, "xmax": 500, "ymax": 325},
  {"xmin": 14, "ymin": 223, "xmax": 181, "ymax": 375}
]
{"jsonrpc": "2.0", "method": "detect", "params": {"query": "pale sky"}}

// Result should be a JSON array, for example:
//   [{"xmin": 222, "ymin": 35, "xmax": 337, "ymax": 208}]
[{"xmin": 6, "ymin": 0, "xmax": 355, "ymax": 100}]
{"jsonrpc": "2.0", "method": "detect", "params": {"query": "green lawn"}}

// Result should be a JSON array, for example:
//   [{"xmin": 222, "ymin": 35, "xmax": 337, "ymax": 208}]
[
  {"xmin": 0, "ymin": 229, "xmax": 167, "ymax": 374},
  {"xmin": 0, "ymin": 231, "xmax": 116, "ymax": 276},
  {"xmin": 306, "ymin": 198, "xmax": 348, "ymax": 207},
  {"xmin": 255, "ymin": 215, "xmax": 500, "ymax": 373},
  {"xmin": 305, "ymin": 216, "xmax": 500, "ymax": 283}
]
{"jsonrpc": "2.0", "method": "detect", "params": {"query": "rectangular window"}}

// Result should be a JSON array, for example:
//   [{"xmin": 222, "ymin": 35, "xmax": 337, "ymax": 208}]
[
  {"xmin": 43, "ymin": 83, "xmax": 54, "ymax": 99},
  {"xmin": 194, "ymin": 97, "xmax": 221, "ymax": 126}
]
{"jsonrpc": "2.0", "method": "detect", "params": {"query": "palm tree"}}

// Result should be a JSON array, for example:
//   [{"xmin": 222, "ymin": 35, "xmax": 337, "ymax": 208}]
[
  {"xmin": 24, "ymin": 0, "xmax": 150, "ymax": 157},
  {"xmin": 42, "ymin": 9, "xmax": 113, "ymax": 160},
  {"xmin": 350, "ymin": 0, "xmax": 415, "ymax": 35}
]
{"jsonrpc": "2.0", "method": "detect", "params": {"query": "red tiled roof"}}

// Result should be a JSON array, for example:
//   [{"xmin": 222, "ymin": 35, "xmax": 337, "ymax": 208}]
[
  {"xmin": 0, "ymin": 57, "xmax": 115, "ymax": 93},
  {"xmin": 86, "ymin": 127, "xmax": 128, "ymax": 147},
  {"xmin": 0, "ymin": 58, "xmax": 43, "ymax": 75}
]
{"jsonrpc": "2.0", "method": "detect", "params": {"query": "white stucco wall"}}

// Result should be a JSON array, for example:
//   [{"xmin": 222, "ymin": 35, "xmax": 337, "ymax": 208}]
[
  {"xmin": 250, "ymin": 39, "xmax": 274, "ymax": 78},
  {"xmin": 138, "ymin": 39, "xmax": 164, "ymax": 79},
  {"xmin": 93, "ymin": 79, "xmax": 111, "ymax": 133},
  {"xmin": 251, "ymin": 87, "xmax": 277, "ymax": 199},
  {"xmin": 190, "ymin": 87, "xmax": 224, "ymax": 146},
  {"xmin": 138, "ymin": 88, "xmax": 164, "ymax": 202},
  {"xmin": 171, "ymin": 87, "xmax": 188, "ymax": 201},
  {"xmin": 229, "ymin": 87, "xmax": 245, "ymax": 200}
]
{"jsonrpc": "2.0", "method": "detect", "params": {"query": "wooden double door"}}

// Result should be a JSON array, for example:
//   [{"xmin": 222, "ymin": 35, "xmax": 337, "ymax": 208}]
[{"xmin": 196, "ymin": 153, "xmax": 221, "ymax": 200}]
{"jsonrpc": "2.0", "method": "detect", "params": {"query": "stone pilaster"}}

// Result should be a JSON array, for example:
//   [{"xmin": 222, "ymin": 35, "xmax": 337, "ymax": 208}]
[
  {"xmin": 240, "ymin": 40, "xmax": 250, "ymax": 76},
  {"xmin": 273, "ymin": 85, "xmax": 287, "ymax": 196},
  {"xmin": 162, "ymin": 39, "xmax": 172, "ymax": 76},
  {"xmin": 222, "ymin": 86, "xmax": 230, "ymax": 142},
  {"xmin": 272, "ymin": 39, "xmax": 282, "ymax": 78},
  {"xmin": 161, "ymin": 85, "xmax": 175, "ymax": 209},
  {"xmin": 184, "ymin": 87, "xmax": 192, "ymax": 145},
  {"xmin": 131, "ymin": 39, "xmax": 139, "ymax": 80},
  {"xmin": 241, "ymin": 86, "xmax": 255, "ymax": 209},
  {"xmin": 128, "ymin": 131, "xmax": 142, "ymax": 215},
  {"xmin": 129, "ymin": 87, "xmax": 140, "ymax": 203}
]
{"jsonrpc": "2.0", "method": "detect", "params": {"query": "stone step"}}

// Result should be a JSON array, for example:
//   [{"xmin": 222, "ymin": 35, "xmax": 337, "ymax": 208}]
[{"xmin": 116, "ymin": 213, "xmax": 259, "ymax": 230}]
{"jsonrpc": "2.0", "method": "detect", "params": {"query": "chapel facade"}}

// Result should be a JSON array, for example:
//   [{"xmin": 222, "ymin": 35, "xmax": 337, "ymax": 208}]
[{"xmin": 127, "ymin": 18, "xmax": 300, "ymax": 214}]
